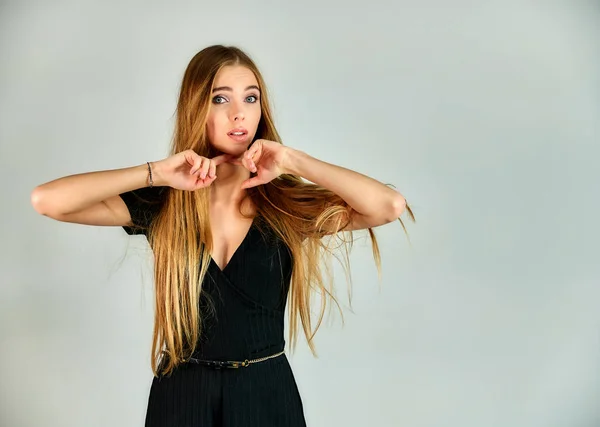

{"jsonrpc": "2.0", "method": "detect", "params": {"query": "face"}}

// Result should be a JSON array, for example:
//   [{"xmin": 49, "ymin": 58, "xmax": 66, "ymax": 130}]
[{"xmin": 206, "ymin": 65, "xmax": 262, "ymax": 155}]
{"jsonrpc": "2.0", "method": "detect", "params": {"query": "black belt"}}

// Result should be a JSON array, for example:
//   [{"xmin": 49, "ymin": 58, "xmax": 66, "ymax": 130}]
[{"xmin": 185, "ymin": 350, "xmax": 285, "ymax": 369}]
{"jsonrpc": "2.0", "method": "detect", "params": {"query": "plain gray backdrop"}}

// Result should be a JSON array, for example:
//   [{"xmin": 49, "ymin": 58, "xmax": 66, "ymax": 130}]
[{"xmin": 1, "ymin": 0, "xmax": 599, "ymax": 426}]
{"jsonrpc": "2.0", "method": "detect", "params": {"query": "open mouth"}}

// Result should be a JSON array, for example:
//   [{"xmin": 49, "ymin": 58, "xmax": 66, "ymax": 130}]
[
  {"xmin": 227, "ymin": 128, "xmax": 249, "ymax": 142},
  {"xmin": 228, "ymin": 128, "xmax": 248, "ymax": 136}
]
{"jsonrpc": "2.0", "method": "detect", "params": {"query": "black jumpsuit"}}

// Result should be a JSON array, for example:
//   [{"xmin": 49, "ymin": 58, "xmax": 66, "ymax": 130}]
[{"xmin": 119, "ymin": 186, "xmax": 307, "ymax": 427}]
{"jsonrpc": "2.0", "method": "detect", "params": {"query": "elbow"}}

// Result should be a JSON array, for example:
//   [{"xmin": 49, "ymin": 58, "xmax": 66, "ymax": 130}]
[
  {"xmin": 30, "ymin": 186, "xmax": 53, "ymax": 216},
  {"xmin": 30, "ymin": 186, "xmax": 43, "ymax": 214},
  {"xmin": 389, "ymin": 194, "xmax": 406, "ymax": 221}
]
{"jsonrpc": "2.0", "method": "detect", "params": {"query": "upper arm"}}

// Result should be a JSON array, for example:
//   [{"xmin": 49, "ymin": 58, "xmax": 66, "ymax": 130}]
[
  {"xmin": 301, "ymin": 209, "xmax": 391, "ymax": 240},
  {"xmin": 50, "ymin": 186, "xmax": 167, "ymax": 235},
  {"xmin": 336, "ymin": 209, "xmax": 395, "ymax": 232},
  {"xmin": 297, "ymin": 202, "xmax": 396, "ymax": 238},
  {"xmin": 333, "ymin": 195, "xmax": 406, "ymax": 233},
  {"xmin": 51, "ymin": 195, "xmax": 133, "ymax": 227}
]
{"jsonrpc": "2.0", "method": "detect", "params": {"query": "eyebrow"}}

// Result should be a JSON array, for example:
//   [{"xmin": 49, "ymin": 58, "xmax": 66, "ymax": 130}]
[{"xmin": 212, "ymin": 85, "xmax": 261, "ymax": 93}]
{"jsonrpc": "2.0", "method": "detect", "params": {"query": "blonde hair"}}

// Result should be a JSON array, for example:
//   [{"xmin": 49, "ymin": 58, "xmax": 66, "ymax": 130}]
[{"xmin": 144, "ymin": 45, "xmax": 415, "ymax": 376}]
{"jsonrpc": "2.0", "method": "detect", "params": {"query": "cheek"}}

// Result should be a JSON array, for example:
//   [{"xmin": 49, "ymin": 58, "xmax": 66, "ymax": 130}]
[
  {"xmin": 206, "ymin": 113, "xmax": 221, "ymax": 136},
  {"xmin": 205, "ymin": 117, "xmax": 214, "ymax": 138},
  {"xmin": 252, "ymin": 107, "xmax": 262, "ymax": 124}
]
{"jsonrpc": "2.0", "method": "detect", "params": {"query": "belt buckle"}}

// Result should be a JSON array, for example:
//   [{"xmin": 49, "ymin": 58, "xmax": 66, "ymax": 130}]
[
  {"xmin": 197, "ymin": 358, "xmax": 250, "ymax": 369},
  {"xmin": 227, "ymin": 359, "xmax": 249, "ymax": 369}
]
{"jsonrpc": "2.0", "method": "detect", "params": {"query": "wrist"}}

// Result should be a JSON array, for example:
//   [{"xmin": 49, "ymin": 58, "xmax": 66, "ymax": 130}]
[
  {"xmin": 281, "ymin": 147, "xmax": 307, "ymax": 176},
  {"xmin": 147, "ymin": 161, "xmax": 167, "ymax": 187}
]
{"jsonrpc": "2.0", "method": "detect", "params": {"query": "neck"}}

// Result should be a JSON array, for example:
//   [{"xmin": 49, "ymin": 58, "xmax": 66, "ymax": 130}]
[{"xmin": 210, "ymin": 163, "xmax": 250, "ymax": 206}]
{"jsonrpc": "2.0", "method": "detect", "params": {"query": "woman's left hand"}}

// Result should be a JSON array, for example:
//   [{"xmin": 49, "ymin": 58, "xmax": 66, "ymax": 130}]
[{"xmin": 227, "ymin": 139, "xmax": 290, "ymax": 189}]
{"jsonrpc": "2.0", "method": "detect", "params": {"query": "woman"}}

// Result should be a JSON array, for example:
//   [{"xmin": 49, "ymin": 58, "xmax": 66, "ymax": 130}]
[{"xmin": 31, "ymin": 45, "xmax": 414, "ymax": 426}]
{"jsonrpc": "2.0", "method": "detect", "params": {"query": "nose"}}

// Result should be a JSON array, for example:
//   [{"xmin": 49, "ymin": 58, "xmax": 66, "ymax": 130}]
[{"xmin": 230, "ymin": 100, "xmax": 245, "ymax": 122}]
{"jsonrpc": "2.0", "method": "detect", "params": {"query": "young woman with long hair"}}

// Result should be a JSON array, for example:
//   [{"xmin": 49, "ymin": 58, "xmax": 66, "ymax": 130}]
[{"xmin": 31, "ymin": 44, "xmax": 415, "ymax": 426}]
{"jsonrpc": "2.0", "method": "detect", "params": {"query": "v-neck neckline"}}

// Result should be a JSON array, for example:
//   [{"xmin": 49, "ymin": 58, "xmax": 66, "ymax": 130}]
[{"xmin": 209, "ymin": 217, "xmax": 256, "ymax": 275}]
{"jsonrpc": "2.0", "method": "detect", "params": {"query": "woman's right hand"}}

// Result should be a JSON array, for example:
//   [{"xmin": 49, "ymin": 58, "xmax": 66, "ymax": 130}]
[{"xmin": 153, "ymin": 150, "xmax": 232, "ymax": 191}]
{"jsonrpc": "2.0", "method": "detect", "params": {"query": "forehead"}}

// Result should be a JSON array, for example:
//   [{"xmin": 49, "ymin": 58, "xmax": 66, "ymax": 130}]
[{"xmin": 213, "ymin": 65, "xmax": 258, "ymax": 87}]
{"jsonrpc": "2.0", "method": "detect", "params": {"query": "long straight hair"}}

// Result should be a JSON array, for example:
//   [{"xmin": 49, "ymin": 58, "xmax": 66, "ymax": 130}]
[{"xmin": 145, "ymin": 45, "xmax": 415, "ymax": 376}]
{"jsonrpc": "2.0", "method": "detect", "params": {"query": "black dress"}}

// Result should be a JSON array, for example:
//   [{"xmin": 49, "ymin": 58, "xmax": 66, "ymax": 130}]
[{"xmin": 119, "ymin": 186, "xmax": 307, "ymax": 427}]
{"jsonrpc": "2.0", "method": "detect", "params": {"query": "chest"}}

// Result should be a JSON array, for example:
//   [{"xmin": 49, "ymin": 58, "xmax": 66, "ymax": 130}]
[
  {"xmin": 209, "ymin": 209, "xmax": 255, "ymax": 272},
  {"xmin": 203, "ymin": 217, "xmax": 294, "ymax": 313}
]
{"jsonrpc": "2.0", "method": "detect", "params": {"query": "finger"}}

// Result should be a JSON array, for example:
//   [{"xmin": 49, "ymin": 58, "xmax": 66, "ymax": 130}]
[
  {"xmin": 194, "ymin": 174, "xmax": 216, "ymax": 190},
  {"xmin": 189, "ymin": 156, "xmax": 204, "ymax": 175},
  {"xmin": 241, "ymin": 154, "xmax": 251, "ymax": 171},
  {"xmin": 184, "ymin": 150, "xmax": 200, "ymax": 168},
  {"xmin": 199, "ymin": 157, "xmax": 211, "ymax": 179},
  {"xmin": 198, "ymin": 170, "xmax": 216, "ymax": 184},
  {"xmin": 208, "ymin": 159, "xmax": 217, "ymax": 178},
  {"xmin": 240, "ymin": 176, "xmax": 263, "ymax": 189},
  {"xmin": 248, "ymin": 141, "xmax": 262, "ymax": 160},
  {"xmin": 242, "ymin": 151, "xmax": 257, "ymax": 172},
  {"xmin": 247, "ymin": 146, "xmax": 260, "ymax": 171},
  {"xmin": 246, "ymin": 155, "xmax": 257, "ymax": 172},
  {"xmin": 192, "ymin": 157, "xmax": 207, "ymax": 178}
]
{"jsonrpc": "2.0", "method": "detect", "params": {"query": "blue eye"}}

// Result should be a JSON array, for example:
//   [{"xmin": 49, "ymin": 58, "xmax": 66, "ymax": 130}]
[{"xmin": 212, "ymin": 94, "xmax": 260, "ymax": 104}]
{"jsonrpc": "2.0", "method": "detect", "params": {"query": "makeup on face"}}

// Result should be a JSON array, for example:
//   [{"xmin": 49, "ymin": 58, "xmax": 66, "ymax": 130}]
[{"xmin": 206, "ymin": 66, "xmax": 262, "ymax": 153}]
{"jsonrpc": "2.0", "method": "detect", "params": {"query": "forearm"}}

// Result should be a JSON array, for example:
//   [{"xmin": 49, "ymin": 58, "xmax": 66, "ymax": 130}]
[
  {"xmin": 31, "ymin": 162, "xmax": 165, "ymax": 216},
  {"xmin": 282, "ymin": 148, "xmax": 406, "ymax": 221}
]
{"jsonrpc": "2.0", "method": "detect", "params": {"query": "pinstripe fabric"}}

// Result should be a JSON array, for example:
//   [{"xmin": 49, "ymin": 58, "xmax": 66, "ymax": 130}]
[
  {"xmin": 119, "ymin": 188, "xmax": 306, "ymax": 426},
  {"xmin": 145, "ymin": 353, "xmax": 306, "ymax": 427},
  {"xmin": 144, "ymin": 221, "xmax": 307, "ymax": 426}
]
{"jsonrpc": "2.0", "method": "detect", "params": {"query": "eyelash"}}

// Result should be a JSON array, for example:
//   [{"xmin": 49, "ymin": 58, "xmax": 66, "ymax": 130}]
[{"xmin": 212, "ymin": 94, "xmax": 259, "ymax": 104}]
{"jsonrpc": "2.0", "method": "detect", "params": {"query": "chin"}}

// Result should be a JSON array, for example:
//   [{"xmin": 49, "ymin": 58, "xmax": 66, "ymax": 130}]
[{"xmin": 210, "ymin": 145, "xmax": 244, "ymax": 157}]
